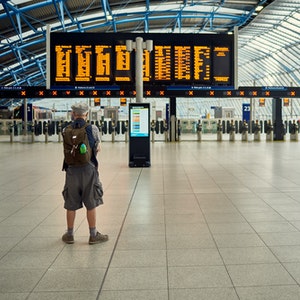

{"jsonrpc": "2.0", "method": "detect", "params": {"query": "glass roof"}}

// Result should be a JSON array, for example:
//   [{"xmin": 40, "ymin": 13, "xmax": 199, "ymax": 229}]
[{"xmin": 0, "ymin": 0, "xmax": 299, "ymax": 97}]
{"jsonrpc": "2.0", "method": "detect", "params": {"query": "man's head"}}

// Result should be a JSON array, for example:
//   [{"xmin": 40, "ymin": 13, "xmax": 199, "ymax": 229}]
[{"xmin": 71, "ymin": 102, "xmax": 89, "ymax": 119}]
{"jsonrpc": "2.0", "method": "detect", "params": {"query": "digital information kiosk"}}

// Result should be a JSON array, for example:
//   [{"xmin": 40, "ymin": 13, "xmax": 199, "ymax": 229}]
[{"xmin": 128, "ymin": 103, "xmax": 151, "ymax": 167}]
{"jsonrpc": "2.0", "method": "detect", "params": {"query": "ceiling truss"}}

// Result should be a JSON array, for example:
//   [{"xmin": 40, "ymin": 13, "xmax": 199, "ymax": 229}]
[{"xmin": 0, "ymin": 0, "xmax": 299, "ymax": 106}]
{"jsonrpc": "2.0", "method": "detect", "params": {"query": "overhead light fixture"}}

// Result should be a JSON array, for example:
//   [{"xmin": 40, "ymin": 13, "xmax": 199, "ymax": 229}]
[{"xmin": 255, "ymin": 5, "xmax": 264, "ymax": 12}]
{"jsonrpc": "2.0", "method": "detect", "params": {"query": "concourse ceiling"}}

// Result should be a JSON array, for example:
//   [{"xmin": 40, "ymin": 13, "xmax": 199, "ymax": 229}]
[{"xmin": 0, "ymin": 0, "xmax": 299, "ymax": 105}]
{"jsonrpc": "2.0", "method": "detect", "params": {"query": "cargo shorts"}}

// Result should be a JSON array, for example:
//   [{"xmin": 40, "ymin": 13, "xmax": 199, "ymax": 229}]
[{"xmin": 62, "ymin": 163, "xmax": 103, "ymax": 210}]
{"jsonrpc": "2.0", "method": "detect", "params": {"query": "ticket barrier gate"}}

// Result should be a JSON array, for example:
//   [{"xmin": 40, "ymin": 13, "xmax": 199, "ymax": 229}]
[
  {"xmin": 28, "ymin": 122, "xmax": 35, "ymax": 143},
  {"xmin": 100, "ymin": 120, "xmax": 107, "ymax": 136},
  {"xmin": 44, "ymin": 121, "xmax": 49, "ymax": 143},
  {"xmin": 197, "ymin": 120, "xmax": 202, "ymax": 141},
  {"xmin": 97, "ymin": 120, "xmax": 108, "ymax": 140},
  {"xmin": 227, "ymin": 120, "xmax": 236, "ymax": 141},
  {"xmin": 7, "ymin": 120, "xmax": 52, "ymax": 143},
  {"xmin": 265, "ymin": 120, "xmax": 273, "ymax": 141},
  {"xmin": 5, "ymin": 120, "xmax": 112, "ymax": 143},
  {"xmin": 56, "ymin": 121, "xmax": 63, "ymax": 143},
  {"xmin": 289, "ymin": 120, "xmax": 298, "ymax": 141},
  {"xmin": 160, "ymin": 120, "xmax": 169, "ymax": 142},
  {"xmin": 240, "ymin": 120, "xmax": 248, "ymax": 142},
  {"xmin": 34, "ymin": 120, "xmax": 43, "ymax": 136},
  {"xmin": 151, "ymin": 120, "xmax": 156, "ymax": 143},
  {"xmin": 150, "ymin": 120, "xmax": 166, "ymax": 142},
  {"xmin": 1, "ymin": 121, "xmax": 12, "ymax": 141},
  {"xmin": 108, "ymin": 120, "xmax": 116, "ymax": 142},
  {"xmin": 94, "ymin": 120, "xmax": 129, "ymax": 142},
  {"xmin": 274, "ymin": 121, "xmax": 286, "ymax": 141},
  {"xmin": 150, "ymin": 120, "xmax": 168, "ymax": 142},
  {"xmin": 43, "ymin": 121, "xmax": 55, "ymax": 143},
  {"xmin": 157, "ymin": 118, "xmax": 181, "ymax": 142},
  {"xmin": 177, "ymin": 120, "xmax": 181, "ymax": 142},
  {"xmin": 32, "ymin": 121, "xmax": 60, "ymax": 143},
  {"xmin": 122, "ymin": 121, "xmax": 128, "ymax": 142},
  {"xmin": 108, "ymin": 120, "xmax": 127, "ymax": 142},
  {"xmin": 8, "ymin": 121, "xmax": 16, "ymax": 143},
  {"xmin": 217, "ymin": 120, "xmax": 223, "ymax": 141},
  {"xmin": 253, "ymin": 120, "xmax": 261, "ymax": 142}
]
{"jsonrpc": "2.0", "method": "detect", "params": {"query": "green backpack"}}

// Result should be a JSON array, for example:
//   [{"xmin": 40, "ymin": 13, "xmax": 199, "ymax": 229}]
[{"xmin": 63, "ymin": 123, "xmax": 92, "ymax": 166}]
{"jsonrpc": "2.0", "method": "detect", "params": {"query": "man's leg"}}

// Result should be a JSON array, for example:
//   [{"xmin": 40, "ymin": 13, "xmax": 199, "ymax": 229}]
[
  {"xmin": 87, "ymin": 208, "xmax": 108, "ymax": 244},
  {"xmin": 62, "ymin": 209, "xmax": 76, "ymax": 244},
  {"xmin": 86, "ymin": 207, "xmax": 96, "ymax": 228},
  {"xmin": 67, "ymin": 209, "xmax": 76, "ymax": 229}
]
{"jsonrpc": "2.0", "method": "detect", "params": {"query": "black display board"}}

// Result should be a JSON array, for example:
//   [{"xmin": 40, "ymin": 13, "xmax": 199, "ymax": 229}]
[
  {"xmin": 128, "ymin": 103, "xmax": 150, "ymax": 167},
  {"xmin": 50, "ymin": 32, "xmax": 235, "ymax": 89}
]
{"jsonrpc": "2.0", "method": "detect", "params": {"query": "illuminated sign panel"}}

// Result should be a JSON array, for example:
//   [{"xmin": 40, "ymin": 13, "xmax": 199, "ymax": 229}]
[
  {"xmin": 143, "ymin": 51, "xmax": 151, "ymax": 82},
  {"xmin": 50, "ymin": 33, "xmax": 235, "ymax": 88},
  {"xmin": 75, "ymin": 45, "xmax": 92, "ymax": 82},
  {"xmin": 130, "ymin": 106, "xmax": 149, "ymax": 137},
  {"xmin": 115, "ymin": 45, "xmax": 132, "ymax": 82},
  {"xmin": 213, "ymin": 46, "xmax": 230, "ymax": 83},
  {"xmin": 194, "ymin": 46, "xmax": 211, "ymax": 82},
  {"xmin": 95, "ymin": 45, "xmax": 112, "ymax": 82},
  {"xmin": 154, "ymin": 45, "xmax": 171, "ymax": 81},
  {"xmin": 1, "ymin": 86, "xmax": 299, "ymax": 99},
  {"xmin": 55, "ymin": 45, "xmax": 72, "ymax": 82},
  {"xmin": 174, "ymin": 46, "xmax": 191, "ymax": 81}
]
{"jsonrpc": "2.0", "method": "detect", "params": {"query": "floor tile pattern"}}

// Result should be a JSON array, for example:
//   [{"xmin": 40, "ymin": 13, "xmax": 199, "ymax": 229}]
[{"xmin": 1, "ymin": 139, "xmax": 300, "ymax": 299}]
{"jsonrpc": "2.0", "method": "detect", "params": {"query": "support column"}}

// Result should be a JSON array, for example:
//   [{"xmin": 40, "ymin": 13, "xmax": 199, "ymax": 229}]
[
  {"xmin": 126, "ymin": 37, "xmax": 152, "ymax": 103},
  {"xmin": 272, "ymin": 97, "xmax": 284, "ymax": 141},
  {"xmin": 169, "ymin": 97, "xmax": 177, "ymax": 142},
  {"xmin": 23, "ymin": 99, "xmax": 28, "ymax": 136},
  {"xmin": 135, "ymin": 37, "xmax": 143, "ymax": 103}
]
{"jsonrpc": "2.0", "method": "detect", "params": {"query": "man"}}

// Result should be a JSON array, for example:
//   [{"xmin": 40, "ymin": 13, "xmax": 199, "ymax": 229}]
[{"xmin": 61, "ymin": 102, "xmax": 108, "ymax": 245}]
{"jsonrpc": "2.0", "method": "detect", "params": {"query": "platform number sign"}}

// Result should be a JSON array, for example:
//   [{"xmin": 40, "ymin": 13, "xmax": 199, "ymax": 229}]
[{"xmin": 242, "ymin": 103, "xmax": 250, "ymax": 122}]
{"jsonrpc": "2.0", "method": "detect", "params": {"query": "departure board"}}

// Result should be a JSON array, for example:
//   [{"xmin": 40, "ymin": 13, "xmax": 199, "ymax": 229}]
[
  {"xmin": 95, "ymin": 45, "xmax": 112, "ymax": 82},
  {"xmin": 213, "ymin": 46, "xmax": 230, "ymax": 84},
  {"xmin": 194, "ymin": 46, "xmax": 211, "ymax": 82},
  {"xmin": 55, "ymin": 45, "xmax": 72, "ymax": 82},
  {"xmin": 50, "ymin": 32, "xmax": 235, "ymax": 89},
  {"xmin": 75, "ymin": 45, "xmax": 92, "ymax": 82},
  {"xmin": 174, "ymin": 46, "xmax": 191, "ymax": 81},
  {"xmin": 143, "ymin": 51, "xmax": 151, "ymax": 82},
  {"xmin": 115, "ymin": 45, "xmax": 132, "ymax": 82},
  {"xmin": 154, "ymin": 45, "xmax": 171, "ymax": 81}
]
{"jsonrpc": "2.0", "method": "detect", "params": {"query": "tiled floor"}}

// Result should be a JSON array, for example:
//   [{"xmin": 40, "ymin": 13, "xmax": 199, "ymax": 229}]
[{"xmin": 1, "ymin": 137, "xmax": 300, "ymax": 299}]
